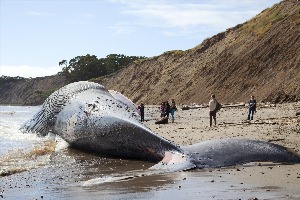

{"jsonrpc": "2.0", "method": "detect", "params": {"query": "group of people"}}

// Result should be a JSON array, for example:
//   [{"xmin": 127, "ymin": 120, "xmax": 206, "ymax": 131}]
[
  {"xmin": 138, "ymin": 99, "xmax": 177, "ymax": 123},
  {"xmin": 160, "ymin": 99, "xmax": 177, "ymax": 123},
  {"xmin": 138, "ymin": 95, "xmax": 257, "ymax": 126},
  {"xmin": 209, "ymin": 94, "xmax": 257, "ymax": 127}
]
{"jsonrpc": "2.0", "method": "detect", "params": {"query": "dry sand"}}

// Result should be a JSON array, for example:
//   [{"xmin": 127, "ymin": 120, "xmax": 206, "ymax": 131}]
[
  {"xmin": 143, "ymin": 102, "xmax": 300, "ymax": 198},
  {"xmin": 144, "ymin": 102, "xmax": 300, "ymax": 153}
]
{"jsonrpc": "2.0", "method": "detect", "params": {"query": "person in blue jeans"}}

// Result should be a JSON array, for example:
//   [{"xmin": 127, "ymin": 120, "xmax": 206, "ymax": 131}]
[
  {"xmin": 170, "ymin": 99, "xmax": 177, "ymax": 123},
  {"xmin": 248, "ymin": 95, "xmax": 257, "ymax": 120}
]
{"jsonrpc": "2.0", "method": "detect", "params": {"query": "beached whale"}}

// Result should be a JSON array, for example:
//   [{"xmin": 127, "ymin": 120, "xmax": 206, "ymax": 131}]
[{"xmin": 21, "ymin": 81, "xmax": 300, "ymax": 171}]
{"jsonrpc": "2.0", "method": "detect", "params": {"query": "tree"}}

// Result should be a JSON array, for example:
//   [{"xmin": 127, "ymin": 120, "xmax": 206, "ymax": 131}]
[{"xmin": 59, "ymin": 54, "xmax": 147, "ymax": 83}]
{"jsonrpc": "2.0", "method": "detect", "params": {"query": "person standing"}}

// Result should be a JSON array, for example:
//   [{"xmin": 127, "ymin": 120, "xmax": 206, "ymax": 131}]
[
  {"xmin": 165, "ymin": 101, "xmax": 171, "ymax": 119},
  {"xmin": 160, "ymin": 102, "xmax": 165, "ymax": 118},
  {"xmin": 170, "ymin": 99, "xmax": 177, "ymax": 123},
  {"xmin": 209, "ymin": 94, "xmax": 217, "ymax": 127},
  {"xmin": 248, "ymin": 96, "xmax": 257, "ymax": 120},
  {"xmin": 138, "ymin": 103, "xmax": 145, "ymax": 122}
]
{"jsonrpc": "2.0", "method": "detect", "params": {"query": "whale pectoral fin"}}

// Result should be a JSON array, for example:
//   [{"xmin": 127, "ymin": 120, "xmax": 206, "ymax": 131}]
[
  {"xmin": 149, "ymin": 151, "xmax": 196, "ymax": 172},
  {"xmin": 20, "ymin": 108, "xmax": 51, "ymax": 136}
]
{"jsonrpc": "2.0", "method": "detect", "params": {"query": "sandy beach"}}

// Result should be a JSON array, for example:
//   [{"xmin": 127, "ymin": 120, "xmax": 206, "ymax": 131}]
[
  {"xmin": 145, "ymin": 102, "xmax": 300, "ymax": 153},
  {"xmin": 144, "ymin": 102, "xmax": 300, "ymax": 198},
  {"xmin": 1, "ymin": 103, "xmax": 300, "ymax": 200}
]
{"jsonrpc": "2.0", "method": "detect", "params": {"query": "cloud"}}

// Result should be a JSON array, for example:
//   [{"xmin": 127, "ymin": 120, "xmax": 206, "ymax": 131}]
[
  {"xmin": 0, "ymin": 65, "xmax": 61, "ymax": 78},
  {"xmin": 27, "ymin": 11, "xmax": 55, "ymax": 17},
  {"xmin": 108, "ymin": 0, "xmax": 279, "ymax": 37},
  {"xmin": 109, "ymin": 23, "xmax": 136, "ymax": 35}
]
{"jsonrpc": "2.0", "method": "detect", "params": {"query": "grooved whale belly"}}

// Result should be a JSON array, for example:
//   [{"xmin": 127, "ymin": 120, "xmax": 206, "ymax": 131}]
[{"xmin": 21, "ymin": 81, "xmax": 300, "ymax": 170}]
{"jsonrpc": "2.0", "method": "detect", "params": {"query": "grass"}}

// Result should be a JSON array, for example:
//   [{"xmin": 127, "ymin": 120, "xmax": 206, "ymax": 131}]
[
  {"xmin": 35, "ymin": 90, "xmax": 56, "ymax": 97},
  {"xmin": 163, "ymin": 50, "xmax": 185, "ymax": 57},
  {"xmin": 241, "ymin": 7, "xmax": 289, "ymax": 38}
]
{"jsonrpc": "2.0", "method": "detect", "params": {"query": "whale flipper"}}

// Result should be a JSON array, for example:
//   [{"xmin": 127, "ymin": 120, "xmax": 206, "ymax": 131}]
[{"xmin": 20, "ymin": 81, "xmax": 106, "ymax": 136}]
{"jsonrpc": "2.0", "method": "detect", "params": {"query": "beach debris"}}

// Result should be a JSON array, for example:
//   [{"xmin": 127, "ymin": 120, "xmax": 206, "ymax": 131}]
[
  {"xmin": 268, "ymin": 138, "xmax": 285, "ymax": 142},
  {"xmin": 155, "ymin": 117, "xmax": 168, "ymax": 124},
  {"xmin": 181, "ymin": 103, "xmax": 250, "ymax": 110},
  {"xmin": 222, "ymin": 103, "xmax": 245, "ymax": 108},
  {"xmin": 260, "ymin": 103, "xmax": 276, "ymax": 108},
  {"xmin": 219, "ymin": 120, "xmax": 278, "ymax": 126}
]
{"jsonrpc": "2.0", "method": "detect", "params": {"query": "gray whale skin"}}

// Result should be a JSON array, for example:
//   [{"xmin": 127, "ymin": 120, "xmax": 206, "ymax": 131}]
[{"xmin": 21, "ymin": 81, "xmax": 300, "ymax": 170}]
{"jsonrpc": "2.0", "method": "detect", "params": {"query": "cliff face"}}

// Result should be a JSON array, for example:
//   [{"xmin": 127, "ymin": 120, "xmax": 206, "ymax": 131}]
[
  {"xmin": 0, "ymin": 75, "xmax": 66, "ymax": 105},
  {"xmin": 1, "ymin": 0, "xmax": 299, "ymax": 106},
  {"xmin": 101, "ymin": 0, "xmax": 300, "ymax": 104}
]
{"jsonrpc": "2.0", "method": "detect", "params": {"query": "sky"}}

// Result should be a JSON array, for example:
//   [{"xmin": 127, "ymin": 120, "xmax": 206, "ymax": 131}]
[{"xmin": 0, "ymin": 0, "xmax": 281, "ymax": 78}]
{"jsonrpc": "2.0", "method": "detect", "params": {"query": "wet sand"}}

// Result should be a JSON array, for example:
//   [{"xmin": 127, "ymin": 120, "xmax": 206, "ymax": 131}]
[{"xmin": 1, "ymin": 102, "xmax": 300, "ymax": 199}]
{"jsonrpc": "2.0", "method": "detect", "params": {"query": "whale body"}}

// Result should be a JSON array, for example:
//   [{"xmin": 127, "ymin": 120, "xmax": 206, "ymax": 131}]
[{"xmin": 21, "ymin": 81, "xmax": 300, "ymax": 170}]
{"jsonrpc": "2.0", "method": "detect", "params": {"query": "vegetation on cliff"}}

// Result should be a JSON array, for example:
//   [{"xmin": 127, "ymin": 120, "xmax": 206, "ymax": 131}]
[
  {"xmin": 0, "ymin": 76, "xmax": 25, "ymax": 84},
  {"xmin": 59, "ymin": 54, "xmax": 146, "ymax": 83},
  {"xmin": 0, "ymin": 54, "xmax": 146, "ymax": 105}
]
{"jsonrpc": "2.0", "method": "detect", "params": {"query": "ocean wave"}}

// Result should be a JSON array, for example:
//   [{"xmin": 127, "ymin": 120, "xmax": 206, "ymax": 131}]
[{"xmin": 0, "ymin": 140, "xmax": 57, "ymax": 177}]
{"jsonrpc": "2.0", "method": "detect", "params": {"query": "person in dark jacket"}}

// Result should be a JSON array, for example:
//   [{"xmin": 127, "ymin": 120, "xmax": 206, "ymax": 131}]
[
  {"xmin": 160, "ymin": 102, "xmax": 165, "ymax": 118},
  {"xmin": 248, "ymin": 95, "xmax": 257, "ymax": 120},
  {"xmin": 138, "ymin": 103, "xmax": 145, "ymax": 122},
  {"xmin": 209, "ymin": 94, "xmax": 217, "ymax": 127},
  {"xmin": 165, "ymin": 101, "xmax": 171, "ymax": 119}
]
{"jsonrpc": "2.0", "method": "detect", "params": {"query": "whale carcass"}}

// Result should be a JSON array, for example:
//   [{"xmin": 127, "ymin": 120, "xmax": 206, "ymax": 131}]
[{"xmin": 21, "ymin": 81, "xmax": 300, "ymax": 170}]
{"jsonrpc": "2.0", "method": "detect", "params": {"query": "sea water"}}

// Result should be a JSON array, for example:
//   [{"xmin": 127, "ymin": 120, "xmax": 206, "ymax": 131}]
[
  {"xmin": 0, "ymin": 106, "xmax": 298, "ymax": 200},
  {"xmin": 0, "ymin": 106, "xmax": 57, "ymax": 175}
]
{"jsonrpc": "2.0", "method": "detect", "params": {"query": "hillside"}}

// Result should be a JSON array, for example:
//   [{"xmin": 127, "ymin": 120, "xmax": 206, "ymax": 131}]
[
  {"xmin": 0, "ymin": 0, "xmax": 299, "ymax": 106},
  {"xmin": 0, "ymin": 75, "xmax": 66, "ymax": 105},
  {"xmin": 100, "ymin": 0, "xmax": 300, "ymax": 105}
]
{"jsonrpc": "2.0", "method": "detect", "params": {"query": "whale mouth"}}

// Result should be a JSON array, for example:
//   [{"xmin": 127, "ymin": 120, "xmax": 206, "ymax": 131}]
[{"xmin": 82, "ymin": 150, "xmax": 196, "ymax": 186}]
